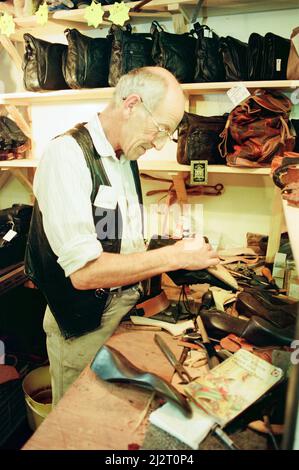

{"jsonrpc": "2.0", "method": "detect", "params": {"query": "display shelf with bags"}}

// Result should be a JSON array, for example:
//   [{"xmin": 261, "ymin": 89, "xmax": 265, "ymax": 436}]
[{"xmin": 0, "ymin": 3, "xmax": 298, "ymax": 263}]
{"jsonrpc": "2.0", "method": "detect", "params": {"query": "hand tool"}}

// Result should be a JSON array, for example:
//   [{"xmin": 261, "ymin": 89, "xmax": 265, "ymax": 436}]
[{"xmin": 154, "ymin": 334, "xmax": 193, "ymax": 384}]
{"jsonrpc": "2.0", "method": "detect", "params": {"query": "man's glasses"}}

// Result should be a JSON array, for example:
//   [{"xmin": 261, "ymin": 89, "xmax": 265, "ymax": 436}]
[{"xmin": 140, "ymin": 99, "xmax": 176, "ymax": 142}]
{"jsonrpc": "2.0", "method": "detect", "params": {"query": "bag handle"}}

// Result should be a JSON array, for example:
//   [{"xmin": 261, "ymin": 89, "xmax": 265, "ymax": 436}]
[
  {"xmin": 151, "ymin": 20, "xmax": 164, "ymax": 33},
  {"xmin": 218, "ymin": 118, "xmax": 230, "ymax": 159}
]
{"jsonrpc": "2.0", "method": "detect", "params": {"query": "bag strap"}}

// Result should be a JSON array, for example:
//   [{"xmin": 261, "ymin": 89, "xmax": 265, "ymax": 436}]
[
  {"xmin": 218, "ymin": 118, "xmax": 231, "ymax": 159},
  {"xmin": 252, "ymin": 89, "xmax": 292, "ymax": 114},
  {"xmin": 151, "ymin": 20, "xmax": 164, "ymax": 33}
]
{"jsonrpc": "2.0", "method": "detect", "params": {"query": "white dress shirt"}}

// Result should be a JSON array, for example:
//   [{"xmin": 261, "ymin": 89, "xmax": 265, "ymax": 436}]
[{"xmin": 33, "ymin": 114, "xmax": 146, "ymax": 278}]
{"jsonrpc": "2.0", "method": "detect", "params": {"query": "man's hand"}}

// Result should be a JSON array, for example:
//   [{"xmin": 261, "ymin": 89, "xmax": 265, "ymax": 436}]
[{"xmin": 170, "ymin": 236, "xmax": 220, "ymax": 271}]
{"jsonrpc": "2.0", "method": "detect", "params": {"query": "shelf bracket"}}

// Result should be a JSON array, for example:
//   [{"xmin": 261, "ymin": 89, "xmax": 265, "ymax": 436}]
[
  {"xmin": 0, "ymin": 35, "xmax": 23, "ymax": 71},
  {"xmin": 0, "ymin": 170, "xmax": 11, "ymax": 191},
  {"xmin": 266, "ymin": 185, "xmax": 283, "ymax": 264},
  {"xmin": 169, "ymin": 11, "xmax": 188, "ymax": 34},
  {"xmin": 9, "ymin": 168, "xmax": 33, "ymax": 194}
]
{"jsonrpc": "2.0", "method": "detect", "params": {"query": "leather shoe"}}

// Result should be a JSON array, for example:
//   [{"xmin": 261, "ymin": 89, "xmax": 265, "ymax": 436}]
[
  {"xmin": 91, "ymin": 345, "xmax": 192, "ymax": 416},
  {"xmin": 236, "ymin": 288, "xmax": 297, "ymax": 328},
  {"xmin": 200, "ymin": 309, "xmax": 294, "ymax": 346}
]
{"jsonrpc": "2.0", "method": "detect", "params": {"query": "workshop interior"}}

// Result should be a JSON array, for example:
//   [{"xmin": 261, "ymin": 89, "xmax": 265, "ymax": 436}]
[{"xmin": 1, "ymin": 0, "xmax": 299, "ymax": 452}]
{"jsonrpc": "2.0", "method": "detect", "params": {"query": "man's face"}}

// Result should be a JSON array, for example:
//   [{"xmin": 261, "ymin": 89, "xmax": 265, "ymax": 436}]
[{"xmin": 120, "ymin": 98, "xmax": 184, "ymax": 161}]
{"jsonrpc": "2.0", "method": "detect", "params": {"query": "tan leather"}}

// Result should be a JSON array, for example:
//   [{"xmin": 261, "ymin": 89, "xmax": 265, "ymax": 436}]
[
  {"xmin": 287, "ymin": 27, "xmax": 299, "ymax": 80},
  {"xmin": 136, "ymin": 291, "xmax": 170, "ymax": 317},
  {"xmin": 248, "ymin": 421, "xmax": 284, "ymax": 435}
]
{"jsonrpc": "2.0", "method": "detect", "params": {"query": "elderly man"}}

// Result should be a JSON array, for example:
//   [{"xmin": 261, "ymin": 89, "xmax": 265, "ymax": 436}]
[{"xmin": 25, "ymin": 66, "xmax": 219, "ymax": 405}]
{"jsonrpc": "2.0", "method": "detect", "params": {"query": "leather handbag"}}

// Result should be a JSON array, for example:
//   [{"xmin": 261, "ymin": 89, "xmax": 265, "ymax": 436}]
[
  {"xmin": 108, "ymin": 24, "xmax": 154, "ymax": 87},
  {"xmin": 176, "ymin": 111, "xmax": 228, "ymax": 165},
  {"xmin": 219, "ymin": 36, "xmax": 248, "ymax": 81},
  {"xmin": 23, "ymin": 33, "xmax": 69, "ymax": 91},
  {"xmin": 219, "ymin": 89, "xmax": 295, "ymax": 167},
  {"xmin": 63, "ymin": 29, "xmax": 112, "ymax": 88},
  {"xmin": 261, "ymin": 32, "xmax": 290, "ymax": 80},
  {"xmin": 248, "ymin": 32, "xmax": 291, "ymax": 80},
  {"xmin": 0, "ymin": 116, "xmax": 29, "ymax": 161},
  {"xmin": 192, "ymin": 22, "xmax": 225, "ymax": 82},
  {"xmin": 287, "ymin": 27, "xmax": 299, "ymax": 79},
  {"xmin": 151, "ymin": 21, "xmax": 196, "ymax": 83},
  {"xmin": 248, "ymin": 33, "xmax": 265, "ymax": 80},
  {"xmin": 0, "ymin": 204, "xmax": 33, "ymax": 269}
]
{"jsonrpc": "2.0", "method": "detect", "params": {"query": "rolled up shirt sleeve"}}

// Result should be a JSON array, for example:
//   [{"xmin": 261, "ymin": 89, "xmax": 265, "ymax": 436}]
[{"xmin": 33, "ymin": 135, "xmax": 103, "ymax": 277}]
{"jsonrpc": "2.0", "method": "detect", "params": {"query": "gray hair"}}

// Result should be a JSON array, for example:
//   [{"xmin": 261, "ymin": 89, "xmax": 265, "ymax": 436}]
[{"xmin": 112, "ymin": 67, "xmax": 167, "ymax": 111}]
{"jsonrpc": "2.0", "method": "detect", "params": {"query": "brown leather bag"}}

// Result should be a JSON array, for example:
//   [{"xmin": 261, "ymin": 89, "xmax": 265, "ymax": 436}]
[
  {"xmin": 287, "ymin": 27, "xmax": 299, "ymax": 79},
  {"xmin": 176, "ymin": 112, "xmax": 228, "ymax": 165},
  {"xmin": 219, "ymin": 89, "xmax": 295, "ymax": 167}
]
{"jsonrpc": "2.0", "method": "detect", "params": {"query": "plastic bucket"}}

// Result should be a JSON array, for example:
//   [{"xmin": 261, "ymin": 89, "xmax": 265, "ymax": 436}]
[{"xmin": 22, "ymin": 366, "xmax": 52, "ymax": 431}]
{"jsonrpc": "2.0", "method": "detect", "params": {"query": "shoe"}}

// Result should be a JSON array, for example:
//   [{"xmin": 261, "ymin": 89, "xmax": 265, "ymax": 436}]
[
  {"xmin": 91, "ymin": 345, "xmax": 192, "ymax": 416},
  {"xmin": 236, "ymin": 288, "xmax": 298, "ymax": 328},
  {"xmin": 200, "ymin": 309, "xmax": 294, "ymax": 346}
]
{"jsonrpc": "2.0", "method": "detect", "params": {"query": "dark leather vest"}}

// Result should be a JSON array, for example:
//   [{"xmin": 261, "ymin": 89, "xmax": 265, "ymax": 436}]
[{"xmin": 25, "ymin": 123, "xmax": 143, "ymax": 339}]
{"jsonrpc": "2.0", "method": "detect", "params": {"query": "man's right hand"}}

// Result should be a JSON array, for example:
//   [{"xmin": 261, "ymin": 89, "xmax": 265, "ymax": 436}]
[{"xmin": 169, "ymin": 236, "xmax": 220, "ymax": 271}]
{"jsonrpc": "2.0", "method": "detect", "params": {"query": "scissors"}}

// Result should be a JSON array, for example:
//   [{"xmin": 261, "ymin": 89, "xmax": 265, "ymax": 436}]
[{"xmin": 154, "ymin": 334, "xmax": 192, "ymax": 384}]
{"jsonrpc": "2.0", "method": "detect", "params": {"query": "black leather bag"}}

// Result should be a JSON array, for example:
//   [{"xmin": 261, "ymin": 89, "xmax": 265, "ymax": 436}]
[
  {"xmin": 248, "ymin": 33, "xmax": 265, "ymax": 80},
  {"xmin": 108, "ymin": 24, "xmax": 154, "ymax": 87},
  {"xmin": 261, "ymin": 32, "xmax": 291, "ymax": 80},
  {"xmin": 63, "ymin": 29, "xmax": 112, "ymax": 89},
  {"xmin": 176, "ymin": 112, "xmax": 228, "ymax": 165},
  {"xmin": 193, "ymin": 22, "xmax": 225, "ymax": 82},
  {"xmin": 219, "ymin": 36, "xmax": 248, "ymax": 81},
  {"xmin": 23, "ymin": 33, "xmax": 69, "ymax": 91},
  {"xmin": 0, "ymin": 116, "xmax": 29, "ymax": 161},
  {"xmin": 0, "ymin": 204, "xmax": 33, "ymax": 269},
  {"xmin": 151, "ymin": 21, "xmax": 196, "ymax": 83}
]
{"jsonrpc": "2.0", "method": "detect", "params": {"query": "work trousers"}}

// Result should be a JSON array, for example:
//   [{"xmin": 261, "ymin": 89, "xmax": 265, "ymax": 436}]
[{"xmin": 43, "ymin": 285, "xmax": 142, "ymax": 406}]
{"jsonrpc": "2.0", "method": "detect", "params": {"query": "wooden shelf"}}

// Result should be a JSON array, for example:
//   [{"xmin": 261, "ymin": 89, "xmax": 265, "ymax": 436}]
[
  {"xmin": 138, "ymin": 159, "xmax": 271, "ymax": 174},
  {"xmin": 0, "ymin": 159, "xmax": 38, "ymax": 168},
  {"xmin": 7, "ymin": 0, "xmax": 299, "ymax": 40},
  {"xmin": 1, "ymin": 81, "xmax": 298, "ymax": 106},
  {"xmin": 0, "ymin": 157, "xmax": 271, "ymax": 175},
  {"xmin": 182, "ymin": 81, "xmax": 299, "ymax": 95}
]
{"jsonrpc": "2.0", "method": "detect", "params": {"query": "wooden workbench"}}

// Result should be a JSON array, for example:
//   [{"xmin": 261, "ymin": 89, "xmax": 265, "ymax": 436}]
[{"xmin": 22, "ymin": 325, "xmax": 181, "ymax": 450}]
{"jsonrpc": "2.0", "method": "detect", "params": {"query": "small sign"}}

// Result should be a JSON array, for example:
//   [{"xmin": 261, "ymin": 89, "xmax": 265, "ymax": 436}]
[
  {"xmin": 0, "ymin": 12, "xmax": 15, "ymax": 37},
  {"xmin": 84, "ymin": 1, "xmax": 104, "ymax": 28},
  {"xmin": 227, "ymin": 85, "xmax": 250, "ymax": 107},
  {"xmin": 109, "ymin": 1, "xmax": 130, "ymax": 26},
  {"xmin": 292, "ymin": 33, "xmax": 299, "ymax": 56},
  {"xmin": 35, "ymin": 3, "xmax": 48, "ymax": 26},
  {"xmin": 3, "ymin": 229, "xmax": 17, "ymax": 242},
  {"xmin": 190, "ymin": 160, "xmax": 208, "ymax": 185},
  {"xmin": 276, "ymin": 58, "xmax": 281, "ymax": 72}
]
